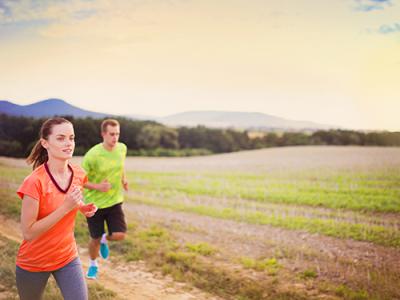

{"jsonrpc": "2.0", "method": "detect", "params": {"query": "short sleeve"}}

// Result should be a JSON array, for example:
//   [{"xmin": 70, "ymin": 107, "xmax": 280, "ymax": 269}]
[
  {"xmin": 122, "ymin": 143, "xmax": 127, "ymax": 157},
  {"xmin": 81, "ymin": 151, "xmax": 92, "ymax": 173},
  {"xmin": 17, "ymin": 175, "xmax": 41, "ymax": 201},
  {"xmin": 82, "ymin": 174, "xmax": 88, "ymax": 185},
  {"xmin": 71, "ymin": 164, "xmax": 88, "ymax": 186}
]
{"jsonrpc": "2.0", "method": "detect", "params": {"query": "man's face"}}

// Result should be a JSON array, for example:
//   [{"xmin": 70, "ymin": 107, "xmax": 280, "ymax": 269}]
[{"xmin": 102, "ymin": 125, "xmax": 120, "ymax": 148}]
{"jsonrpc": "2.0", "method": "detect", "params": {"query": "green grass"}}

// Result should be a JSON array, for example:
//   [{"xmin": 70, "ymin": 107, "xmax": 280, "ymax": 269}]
[
  {"xmin": 0, "ymin": 163, "xmax": 30, "ymax": 220},
  {"xmin": 108, "ymin": 224, "xmax": 314, "ymax": 300},
  {"xmin": 299, "ymin": 269, "xmax": 318, "ymax": 280},
  {"xmin": 239, "ymin": 257, "xmax": 281, "ymax": 275},
  {"xmin": 128, "ymin": 195, "xmax": 400, "ymax": 247},
  {"xmin": 1, "ymin": 161, "xmax": 399, "ymax": 299},
  {"xmin": 0, "ymin": 188, "xmax": 22, "ymax": 220},
  {"xmin": 0, "ymin": 236, "xmax": 19, "ymax": 298},
  {"xmin": 128, "ymin": 169, "xmax": 400, "ymax": 212},
  {"xmin": 123, "ymin": 167, "xmax": 400, "ymax": 247},
  {"xmin": 185, "ymin": 242, "xmax": 216, "ymax": 256},
  {"xmin": 335, "ymin": 284, "xmax": 370, "ymax": 300}
]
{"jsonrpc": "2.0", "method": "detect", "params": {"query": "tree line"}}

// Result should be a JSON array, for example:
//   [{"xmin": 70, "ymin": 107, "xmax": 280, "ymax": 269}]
[{"xmin": 1, "ymin": 114, "xmax": 399, "ymax": 158}]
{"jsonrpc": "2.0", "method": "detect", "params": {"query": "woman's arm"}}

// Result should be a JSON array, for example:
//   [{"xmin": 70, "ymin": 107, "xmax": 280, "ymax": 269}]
[{"xmin": 20, "ymin": 188, "xmax": 82, "ymax": 241}]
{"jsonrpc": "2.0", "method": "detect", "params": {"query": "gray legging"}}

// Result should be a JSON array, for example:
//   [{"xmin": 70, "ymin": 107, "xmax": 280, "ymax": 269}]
[{"xmin": 16, "ymin": 257, "xmax": 88, "ymax": 300}]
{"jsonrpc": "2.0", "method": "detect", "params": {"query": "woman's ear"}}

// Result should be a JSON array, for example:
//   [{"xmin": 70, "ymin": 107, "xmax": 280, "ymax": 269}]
[{"xmin": 40, "ymin": 138, "xmax": 48, "ymax": 150}]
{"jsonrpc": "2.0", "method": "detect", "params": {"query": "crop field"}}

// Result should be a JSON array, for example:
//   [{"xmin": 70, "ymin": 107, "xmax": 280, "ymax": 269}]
[{"xmin": 0, "ymin": 146, "xmax": 399, "ymax": 299}]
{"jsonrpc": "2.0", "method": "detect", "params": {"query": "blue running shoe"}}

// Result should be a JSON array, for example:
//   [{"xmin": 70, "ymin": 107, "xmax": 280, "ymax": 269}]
[
  {"xmin": 86, "ymin": 266, "xmax": 98, "ymax": 279},
  {"xmin": 100, "ymin": 242, "xmax": 109, "ymax": 260}
]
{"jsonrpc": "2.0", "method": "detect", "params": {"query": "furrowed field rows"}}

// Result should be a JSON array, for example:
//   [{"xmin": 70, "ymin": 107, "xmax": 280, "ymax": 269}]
[
  {"xmin": 127, "ymin": 170, "xmax": 400, "ymax": 212},
  {"xmin": 127, "ymin": 194, "xmax": 400, "ymax": 247},
  {"xmin": 124, "ymin": 169, "xmax": 400, "ymax": 248},
  {"xmin": 1, "ymin": 146, "xmax": 400, "ymax": 300},
  {"xmin": 2, "ymin": 163, "xmax": 399, "ymax": 246},
  {"xmin": 128, "ymin": 191, "xmax": 400, "ymax": 228}
]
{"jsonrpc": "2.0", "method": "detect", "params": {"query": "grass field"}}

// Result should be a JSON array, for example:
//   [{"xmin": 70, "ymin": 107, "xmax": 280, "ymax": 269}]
[{"xmin": 0, "ymin": 146, "xmax": 399, "ymax": 299}]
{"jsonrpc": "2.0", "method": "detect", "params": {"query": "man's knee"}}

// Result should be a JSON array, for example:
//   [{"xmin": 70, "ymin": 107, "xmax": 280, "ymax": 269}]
[{"xmin": 109, "ymin": 232, "xmax": 125, "ymax": 241}]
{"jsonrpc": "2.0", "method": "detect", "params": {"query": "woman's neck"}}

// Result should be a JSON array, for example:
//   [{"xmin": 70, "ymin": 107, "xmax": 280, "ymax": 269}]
[{"xmin": 46, "ymin": 157, "xmax": 69, "ymax": 175}]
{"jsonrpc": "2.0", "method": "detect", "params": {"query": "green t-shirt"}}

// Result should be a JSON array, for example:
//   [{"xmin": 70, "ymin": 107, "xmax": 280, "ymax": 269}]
[{"xmin": 82, "ymin": 142, "xmax": 127, "ymax": 209}]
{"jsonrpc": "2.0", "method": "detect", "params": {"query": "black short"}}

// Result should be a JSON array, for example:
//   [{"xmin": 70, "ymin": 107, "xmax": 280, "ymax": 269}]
[{"xmin": 86, "ymin": 203, "xmax": 127, "ymax": 239}]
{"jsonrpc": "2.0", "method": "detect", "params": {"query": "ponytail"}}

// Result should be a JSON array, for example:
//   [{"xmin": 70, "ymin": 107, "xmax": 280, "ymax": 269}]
[
  {"xmin": 26, "ymin": 140, "xmax": 48, "ymax": 170},
  {"xmin": 26, "ymin": 117, "xmax": 71, "ymax": 170}
]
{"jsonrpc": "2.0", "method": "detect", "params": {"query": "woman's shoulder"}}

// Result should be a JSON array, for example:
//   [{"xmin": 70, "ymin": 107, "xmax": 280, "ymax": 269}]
[
  {"xmin": 17, "ymin": 164, "xmax": 47, "ymax": 198},
  {"xmin": 23, "ymin": 164, "xmax": 46, "ymax": 182},
  {"xmin": 69, "ymin": 163, "xmax": 86, "ymax": 177}
]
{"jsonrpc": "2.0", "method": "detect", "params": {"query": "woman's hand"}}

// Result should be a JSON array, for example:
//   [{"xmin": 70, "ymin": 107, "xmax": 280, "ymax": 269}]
[
  {"xmin": 63, "ymin": 187, "xmax": 83, "ymax": 212},
  {"xmin": 78, "ymin": 202, "xmax": 98, "ymax": 217}
]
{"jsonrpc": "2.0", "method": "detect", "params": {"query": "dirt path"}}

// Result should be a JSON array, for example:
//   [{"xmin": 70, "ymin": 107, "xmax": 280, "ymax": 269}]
[
  {"xmin": 125, "ymin": 203, "xmax": 400, "ymax": 285},
  {"xmin": 79, "ymin": 249, "xmax": 221, "ymax": 300},
  {"xmin": 0, "ymin": 216, "xmax": 221, "ymax": 300}
]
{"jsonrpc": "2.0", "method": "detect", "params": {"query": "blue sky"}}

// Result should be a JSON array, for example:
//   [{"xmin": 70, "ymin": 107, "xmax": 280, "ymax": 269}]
[{"xmin": 0, "ymin": 0, "xmax": 399, "ymax": 130}]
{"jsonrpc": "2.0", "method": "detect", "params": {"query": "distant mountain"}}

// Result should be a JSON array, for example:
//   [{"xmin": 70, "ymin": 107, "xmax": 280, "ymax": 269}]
[
  {"xmin": 0, "ymin": 98, "xmax": 111, "ymax": 118},
  {"xmin": 125, "ymin": 113, "xmax": 157, "ymax": 120},
  {"xmin": 158, "ymin": 111, "xmax": 334, "ymax": 130},
  {"xmin": 0, "ymin": 99, "xmax": 336, "ymax": 130}
]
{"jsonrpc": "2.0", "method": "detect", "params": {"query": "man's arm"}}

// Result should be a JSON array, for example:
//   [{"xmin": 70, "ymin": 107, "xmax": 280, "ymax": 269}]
[
  {"xmin": 121, "ymin": 144, "xmax": 129, "ymax": 191},
  {"xmin": 82, "ymin": 151, "xmax": 112, "ymax": 192},
  {"xmin": 84, "ymin": 180, "xmax": 112, "ymax": 192},
  {"xmin": 122, "ymin": 170, "xmax": 128, "ymax": 191}
]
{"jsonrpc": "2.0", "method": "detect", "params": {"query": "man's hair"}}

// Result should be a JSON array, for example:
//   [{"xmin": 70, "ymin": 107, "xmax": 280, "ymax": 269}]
[{"xmin": 101, "ymin": 119, "xmax": 120, "ymax": 133}]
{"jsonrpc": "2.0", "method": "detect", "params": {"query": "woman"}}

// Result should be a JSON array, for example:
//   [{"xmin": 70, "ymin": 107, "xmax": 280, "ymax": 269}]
[{"xmin": 15, "ymin": 117, "xmax": 97, "ymax": 300}]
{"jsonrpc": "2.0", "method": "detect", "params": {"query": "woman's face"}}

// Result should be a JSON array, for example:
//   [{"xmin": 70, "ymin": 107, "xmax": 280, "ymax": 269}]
[{"xmin": 41, "ymin": 123, "xmax": 75, "ymax": 161}]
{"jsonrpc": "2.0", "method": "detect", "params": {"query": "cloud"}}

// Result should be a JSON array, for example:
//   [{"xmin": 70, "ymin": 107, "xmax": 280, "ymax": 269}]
[
  {"xmin": 0, "ymin": 0, "xmax": 99, "ymax": 25},
  {"xmin": 353, "ymin": 0, "xmax": 400, "ymax": 37},
  {"xmin": 378, "ymin": 22, "xmax": 400, "ymax": 33},
  {"xmin": 354, "ymin": 0, "xmax": 393, "ymax": 12},
  {"xmin": 0, "ymin": 0, "xmax": 181, "ymax": 25},
  {"xmin": 0, "ymin": 0, "xmax": 185, "ymax": 44}
]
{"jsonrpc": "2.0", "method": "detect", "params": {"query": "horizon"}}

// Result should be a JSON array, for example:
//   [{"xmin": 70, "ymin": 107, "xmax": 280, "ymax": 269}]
[
  {"xmin": 1, "ymin": 0, "xmax": 399, "ymax": 131},
  {"xmin": 2, "ymin": 97, "xmax": 392, "ymax": 131},
  {"xmin": 2, "ymin": 97, "xmax": 333, "ymax": 120},
  {"xmin": 1, "ymin": 97, "xmax": 398, "ymax": 131}
]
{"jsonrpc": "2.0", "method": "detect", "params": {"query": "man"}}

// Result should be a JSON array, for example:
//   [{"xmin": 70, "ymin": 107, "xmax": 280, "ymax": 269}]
[{"xmin": 82, "ymin": 119, "xmax": 128, "ymax": 279}]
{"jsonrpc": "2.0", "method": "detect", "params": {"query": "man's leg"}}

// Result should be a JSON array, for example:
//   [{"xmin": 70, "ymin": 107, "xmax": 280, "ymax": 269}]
[
  {"xmin": 86, "ymin": 208, "xmax": 106, "ymax": 279},
  {"xmin": 102, "ymin": 203, "xmax": 127, "ymax": 257},
  {"xmin": 105, "ymin": 203, "xmax": 127, "ymax": 242},
  {"xmin": 99, "ymin": 231, "xmax": 125, "ymax": 259},
  {"xmin": 87, "ymin": 238, "xmax": 102, "ymax": 279},
  {"xmin": 89, "ymin": 237, "xmax": 101, "ymax": 260},
  {"xmin": 108, "ymin": 232, "xmax": 126, "ymax": 241}
]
